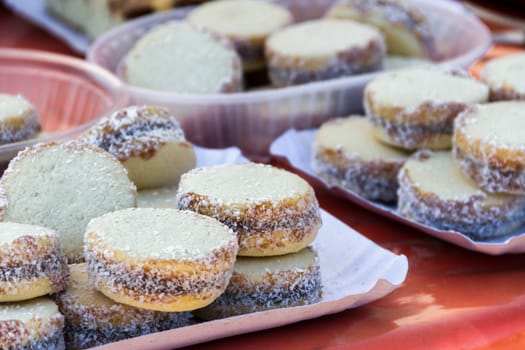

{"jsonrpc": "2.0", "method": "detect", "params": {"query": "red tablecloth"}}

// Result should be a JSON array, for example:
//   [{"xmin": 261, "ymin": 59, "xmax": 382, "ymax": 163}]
[{"xmin": 2, "ymin": 4, "xmax": 525, "ymax": 349}]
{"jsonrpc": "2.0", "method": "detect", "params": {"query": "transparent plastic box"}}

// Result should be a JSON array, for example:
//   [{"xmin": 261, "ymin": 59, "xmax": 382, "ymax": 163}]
[
  {"xmin": 0, "ymin": 48, "xmax": 127, "ymax": 163},
  {"xmin": 88, "ymin": 0, "xmax": 491, "ymax": 158}
]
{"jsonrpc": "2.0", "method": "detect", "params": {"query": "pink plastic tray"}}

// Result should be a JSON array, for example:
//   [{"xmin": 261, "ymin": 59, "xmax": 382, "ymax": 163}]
[{"xmin": 0, "ymin": 48, "xmax": 127, "ymax": 163}]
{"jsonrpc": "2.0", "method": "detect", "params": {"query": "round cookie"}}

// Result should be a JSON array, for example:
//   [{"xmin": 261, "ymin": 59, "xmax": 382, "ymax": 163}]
[
  {"xmin": 453, "ymin": 101, "xmax": 525, "ymax": 195},
  {"xmin": 176, "ymin": 163, "xmax": 322, "ymax": 256},
  {"xmin": 122, "ymin": 21, "xmax": 243, "ymax": 93},
  {"xmin": 194, "ymin": 246, "xmax": 321, "ymax": 320},
  {"xmin": 0, "ymin": 297, "xmax": 65, "ymax": 349},
  {"xmin": 0, "ymin": 223, "xmax": 68, "ymax": 302},
  {"xmin": 325, "ymin": 0, "xmax": 434, "ymax": 57},
  {"xmin": 84, "ymin": 208, "xmax": 238, "ymax": 312},
  {"xmin": 0, "ymin": 141, "xmax": 137, "ymax": 262},
  {"xmin": 397, "ymin": 151, "xmax": 525, "ymax": 240},
  {"xmin": 364, "ymin": 67, "xmax": 489, "ymax": 150},
  {"xmin": 0, "ymin": 94, "xmax": 40, "ymax": 144},
  {"xmin": 479, "ymin": 53, "xmax": 525, "ymax": 101},
  {"xmin": 265, "ymin": 18, "xmax": 385, "ymax": 87},
  {"xmin": 313, "ymin": 116, "xmax": 410, "ymax": 202},
  {"xmin": 56, "ymin": 263, "xmax": 192, "ymax": 349},
  {"xmin": 82, "ymin": 105, "xmax": 196, "ymax": 190},
  {"xmin": 187, "ymin": 0, "xmax": 293, "ymax": 73}
]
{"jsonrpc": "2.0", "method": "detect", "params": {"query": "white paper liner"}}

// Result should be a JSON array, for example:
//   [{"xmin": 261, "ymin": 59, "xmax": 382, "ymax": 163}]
[
  {"xmin": 92, "ymin": 144, "xmax": 408, "ymax": 349},
  {"xmin": 194, "ymin": 145, "xmax": 248, "ymax": 167},
  {"xmin": 95, "ymin": 209, "xmax": 407, "ymax": 350},
  {"xmin": 270, "ymin": 129, "xmax": 525, "ymax": 255}
]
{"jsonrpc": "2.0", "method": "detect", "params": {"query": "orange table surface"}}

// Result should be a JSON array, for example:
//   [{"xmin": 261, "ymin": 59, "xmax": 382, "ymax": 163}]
[{"xmin": 3, "ymin": 4, "xmax": 525, "ymax": 350}]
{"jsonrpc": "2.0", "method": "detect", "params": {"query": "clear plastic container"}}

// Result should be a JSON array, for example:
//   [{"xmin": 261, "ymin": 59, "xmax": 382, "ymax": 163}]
[
  {"xmin": 0, "ymin": 48, "xmax": 127, "ymax": 163},
  {"xmin": 88, "ymin": 0, "xmax": 491, "ymax": 158}
]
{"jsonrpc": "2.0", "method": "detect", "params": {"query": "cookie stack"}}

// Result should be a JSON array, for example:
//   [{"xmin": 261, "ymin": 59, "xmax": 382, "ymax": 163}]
[
  {"xmin": 0, "ymin": 105, "xmax": 201, "ymax": 349},
  {"xmin": 313, "ymin": 57, "xmax": 525, "ymax": 240},
  {"xmin": 175, "ymin": 162, "xmax": 323, "ymax": 319},
  {"xmin": 395, "ymin": 58, "xmax": 525, "ymax": 240},
  {"xmin": 56, "ymin": 263, "xmax": 193, "ymax": 349},
  {"xmin": 0, "ymin": 223, "xmax": 68, "ymax": 349},
  {"xmin": 0, "ymin": 135, "xmax": 141, "ymax": 348},
  {"xmin": 82, "ymin": 107, "xmax": 324, "ymax": 322},
  {"xmin": 314, "ymin": 66, "xmax": 488, "ymax": 199}
]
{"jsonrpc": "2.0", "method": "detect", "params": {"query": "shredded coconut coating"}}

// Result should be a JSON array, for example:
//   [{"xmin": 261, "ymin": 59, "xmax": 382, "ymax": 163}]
[
  {"xmin": 366, "ymin": 101, "xmax": 465, "ymax": 150},
  {"xmin": 0, "ymin": 299, "xmax": 65, "ymax": 350},
  {"xmin": 0, "ymin": 109, "xmax": 40, "ymax": 145},
  {"xmin": 0, "ymin": 94, "xmax": 41, "ymax": 145},
  {"xmin": 85, "ymin": 239, "xmax": 237, "ymax": 311},
  {"xmin": 397, "ymin": 152, "xmax": 525, "ymax": 240},
  {"xmin": 267, "ymin": 37, "xmax": 385, "ymax": 87},
  {"xmin": 176, "ymin": 164, "xmax": 322, "ymax": 256},
  {"xmin": 0, "ymin": 231, "xmax": 68, "ymax": 300},
  {"xmin": 312, "ymin": 145, "xmax": 406, "ymax": 202},
  {"xmin": 56, "ymin": 264, "xmax": 191, "ymax": 349},
  {"xmin": 453, "ymin": 105, "xmax": 525, "ymax": 195},
  {"xmin": 82, "ymin": 105, "xmax": 187, "ymax": 161},
  {"xmin": 195, "ymin": 248, "xmax": 322, "ymax": 320},
  {"xmin": 325, "ymin": 0, "xmax": 435, "ymax": 57},
  {"xmin": 84, "ymin": 209, "xmax": 238, "ymax": 312},
  {"xmin": 364, "ymin": 68, "xmax": 487, "ymax": 150},
  {"xmin": 487, "ymin": 86, "xmax": 525, "ymax": 102},
  {"xmin": 0, "ymin": 325, "xmax": 64, "ymax": 350},
  {"xmin": 454, "ymin": 146, "xmax": 525, "ymax": 196}
]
